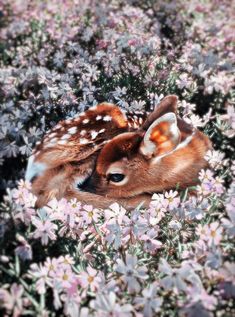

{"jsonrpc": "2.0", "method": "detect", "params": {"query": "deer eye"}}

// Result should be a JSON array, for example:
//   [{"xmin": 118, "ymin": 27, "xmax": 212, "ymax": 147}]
[{"xmin": 108, "ymin": 173, "xmax": 125, "ymax": 183}]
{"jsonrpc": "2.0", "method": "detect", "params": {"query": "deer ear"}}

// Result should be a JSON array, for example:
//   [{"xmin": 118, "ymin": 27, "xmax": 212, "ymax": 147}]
[
  {"xmin": 140, "ymin": 112, "xmax": 181, "ymax": 159},
  {"xmin": 142, "ymin": 95, "xmax": 178, "ymax": 130}
]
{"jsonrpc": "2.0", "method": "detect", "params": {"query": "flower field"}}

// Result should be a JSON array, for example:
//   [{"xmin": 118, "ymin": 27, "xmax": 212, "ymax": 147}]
[{"xmin": 0, "ymin": 1, "xmax": 234, "ymax": 316}]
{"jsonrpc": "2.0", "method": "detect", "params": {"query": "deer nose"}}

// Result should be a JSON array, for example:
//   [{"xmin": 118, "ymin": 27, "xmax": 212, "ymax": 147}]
[{"xmin": 79, "ymin": 175, "xmax": 96, "ymax": 193}]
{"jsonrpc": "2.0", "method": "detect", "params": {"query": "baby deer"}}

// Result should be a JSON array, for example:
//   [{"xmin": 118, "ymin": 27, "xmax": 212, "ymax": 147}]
[{"xmin": 26, "ymin": 95, "xmax": 211, "ymax": 209}]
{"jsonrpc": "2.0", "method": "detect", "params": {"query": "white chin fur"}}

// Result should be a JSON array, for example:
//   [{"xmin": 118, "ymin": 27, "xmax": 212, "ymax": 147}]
[{"xmin": 25, "ymin": 155, "xmax": 47, "ymax": 182}]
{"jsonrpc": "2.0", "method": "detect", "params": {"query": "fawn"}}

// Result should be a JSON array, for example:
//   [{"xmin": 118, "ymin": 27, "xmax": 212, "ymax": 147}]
[{"xmin": 25, "ymin": 95, "xmax": 211, "ymax": 209}]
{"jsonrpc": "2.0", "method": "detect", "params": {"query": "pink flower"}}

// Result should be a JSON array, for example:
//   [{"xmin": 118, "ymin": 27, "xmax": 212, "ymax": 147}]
[
  {"xmin": 58, "ymin": 255, "xmax": 75, "ymax": 269},
  {"xmin": 187, "ymin": 288, "xmax": 217, "ymax": 311},
  {"xmin": 78, "ymin": 266, "xmax": 101, "ymax": 293},
  {"xmin": 0, "ymin": 283, "xmax": 24, "ymax": 316},
  {"xmin": 198, "ymin": 169, "xmax": 224, "ymax": 196},
  {"xmin": 176, "ymin": 73, "xmax": 193, "ymax": 89},
  {"xmin": 29, "ymin": 263, "xmax": 51, "ymax": 294},
  {"xmin": 149, "ymin": 193, "xmax": 168, "ymax": 222},
  {"xmin": 164, "ymin": 190, "xmax": 180, "ymax": 211},
  {"xmin": 204, "ymin": 150, "xmax": 226, "ymax": 170},
  {"xmin": 31, "ymin": 211, "xmax": 58, "ymax": 245},
  {"xmin": 205, "ymin": 222, "xmax": 223, "ymax": 246},
  {"xmin": 134, "ymin": 282, "xmax": 162, "ymax": 317},
  {"xmin": 13, "ymin": 205, "xmax": 36, "ymax": 226},
  {"xmin": 61, "ymin": 291, "xmax": 82, "ymax": 317},
  {"xmin": 146, "ymin": 205, "xmax": 165, "ymax": 225},
  {"xmin": 12, "ymin": 187, "xmax": 37, "ymax": 208},
  {"xmin": 140, "ymin": 229, "xmax": 162, "ymax": 254},
  {"xmin": 44, "ymin": 257, "xmax": 61, "ymax": 277},
  {"xmin": 115, "ymin": 254, "xmax": 148, "ymax": 293},
  {"xmin": 55, "ymin": 268, "xmax": 77, "ymax": 289},
  {"xmin": 44, "ymin": 198, "xmax": 68, "ymax": 220},
  {"xmin": 81, "ymin": 205, "xmax": 100, "ymax": 224},
  {"xmin": 90, "ymin": 292, "xmax": 132, "ymax": 317},
  {"xmin": 104, "ymin": 202, "xmax": 127, "ymax": 225},
  {"xmin": 196, "ymin": 224, "xmax": 208, "ymax": 241},
  {"xmin": 18, "ymin": 179, "xmax": 32, "ymax": 191},
  {"xmin": 151, "ymin": 190, "xmax": 180, "ymax": 212},
  {"xmin": 185, "ymin": 114, "xmax": 205, "ymax": 128},
  {"xmin": 222, "ymin": 196, "xmax": 235, "ymax": 237},
  {"xmin": 196, "ymin": 222, "xmax": 223, "ymax": 246}
]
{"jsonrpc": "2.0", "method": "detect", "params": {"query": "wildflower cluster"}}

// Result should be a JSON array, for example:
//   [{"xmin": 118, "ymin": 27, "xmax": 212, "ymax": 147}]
[{"xmin": 0, "ymin": 0, "xmax": 234, "ymax": 316}]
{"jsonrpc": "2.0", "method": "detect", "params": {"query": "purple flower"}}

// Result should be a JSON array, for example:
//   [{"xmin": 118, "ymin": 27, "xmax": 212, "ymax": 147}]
[
  {"xmin": 159, "ymin": 259, "xmax": 202, "ymax": 294},
  {"xmin": 134, "ymin": 282, "xmax": 162, "ymax": 317},
  {"xmin": 139, "ymin": 229, "xmax": 162, "ymax": 254},
  {"xmin": 15, "ymin": 241, "xmax": 32, "ymax": 261},
  {"xmin": 104, "ymin": 222, "xmax": 122, "ymax": 249},
  {"xmin": 115, "ymin": 254, "xmax": 148, "ymax": 293},
  {"xmin": 90, "ymin": 292, "xmax": 133, "ymax": 317}
]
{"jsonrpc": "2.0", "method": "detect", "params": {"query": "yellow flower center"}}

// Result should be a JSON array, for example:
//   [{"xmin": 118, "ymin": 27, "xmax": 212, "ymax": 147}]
[
  {"xmin": 88, "ymin": 211, "xmax": 93, "ymax": 218},
  {"xmin": 63, "ymin": 274, "xmax": 69, "ymax": 280},
  {"xmin": 88, "ymin": 276, "xmax": 94, "ymax": 283},
  {"xmin": 210, "ymin": 230, "xmax": 216, "ymax": 238}
]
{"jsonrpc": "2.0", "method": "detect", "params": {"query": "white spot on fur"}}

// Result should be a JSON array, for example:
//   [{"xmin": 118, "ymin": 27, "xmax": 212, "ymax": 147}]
[
  {"xmin": 96, "ymin": 115, "xmax": 102, "ymax": 121},
  {"xmin": 91, "ymin": 130, "xmax": 98, "ymax": 140},
  {"xmin": 103, "ymin": 115, "xmax": 112, "ymax": 121},
  {"xmin": 68, "ymin": 127, "xmax": 77, "ymax": 134},
  {"xmin": 80, "ymin": 138, "xmax": 89, "ymax": 144},
  {"xmin": 65, "ymin": 119, "xmax": 72, "ymax": 124},
  {"xmin": 80, "ymin": 130, "xmax": 86, "ymax": 136},
  {"xmin": 25, "ymin": 155, "xmax": 47, "ymax": 182},
  {"xmin": 61, "ymin": 134, "xmax": 71, "ymax": 140},
  {"xmin": 48, "ymin": 132, "xmax": 57, "ymax": 139},
  {"xmin": 49, "ymin": 137, "xmax": 58, "ymax": 144},
  {"xmin": 53, "ymin": 124, "xmax": 62, "ymax": 130},
  {"xmin": 44, "ymin": 143, "xmax": 55, "ymax": 149},
  {"xmin": 99, "ymin": 128, "xmax": 105, "ymax": 134},
  {"xmin": 83, "ymin": 118, "xmax": 89, "ymax": 124},
  {"xmin": 58, "ymin": 140, "xmax": 68, "ymax": 145}
]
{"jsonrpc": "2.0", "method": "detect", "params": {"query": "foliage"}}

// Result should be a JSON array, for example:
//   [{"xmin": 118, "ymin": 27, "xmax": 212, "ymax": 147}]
[{"xmin": 0, "ymin": 0, "xmax": 234, "ymax": 316}]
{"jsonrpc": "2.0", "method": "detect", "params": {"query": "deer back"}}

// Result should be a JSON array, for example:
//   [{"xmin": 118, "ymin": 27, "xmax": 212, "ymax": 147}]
[{"xmin": 25, "ymin": 103, "xmax": 147, "ymax": 207}]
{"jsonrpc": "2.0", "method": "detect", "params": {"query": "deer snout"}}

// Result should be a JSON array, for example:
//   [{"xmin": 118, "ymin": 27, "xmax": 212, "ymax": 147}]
[{"xmin": 79, "ymin": 175, "xmax": 97, "ymax": 193}]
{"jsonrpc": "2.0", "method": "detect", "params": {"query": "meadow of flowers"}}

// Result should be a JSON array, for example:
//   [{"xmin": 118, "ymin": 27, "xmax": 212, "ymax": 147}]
[{"xmin": 0, "ymin": 0, "xmax": 234, "ymax": 316}]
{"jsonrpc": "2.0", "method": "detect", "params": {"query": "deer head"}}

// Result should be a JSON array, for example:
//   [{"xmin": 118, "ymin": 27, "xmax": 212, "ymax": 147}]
[
  {"xmin": 79, "ymin": 96, "xmax": 211, "ymax": 200},
  {"xmin": 25, "ymin": 95, "xmax": 211, "ymax": 209}
]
